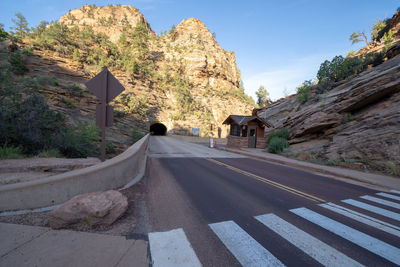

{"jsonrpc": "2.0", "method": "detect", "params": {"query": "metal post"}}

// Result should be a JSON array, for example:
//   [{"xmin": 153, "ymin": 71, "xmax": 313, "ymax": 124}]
[{"xmin": 100, "ymin": 67, "xmax": 108, "ymax": 162}]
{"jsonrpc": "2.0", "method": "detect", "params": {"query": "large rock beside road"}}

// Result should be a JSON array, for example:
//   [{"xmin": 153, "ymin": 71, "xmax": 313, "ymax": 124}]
[{"xmin": 48, "ymin": 190, "xmax": 128, "ymax": 229}]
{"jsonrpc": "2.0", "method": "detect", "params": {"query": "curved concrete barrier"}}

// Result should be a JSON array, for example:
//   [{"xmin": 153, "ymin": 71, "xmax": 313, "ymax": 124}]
[{"xmin": 0, "ymin": 134, "xmax": 150, "ymax": 212}]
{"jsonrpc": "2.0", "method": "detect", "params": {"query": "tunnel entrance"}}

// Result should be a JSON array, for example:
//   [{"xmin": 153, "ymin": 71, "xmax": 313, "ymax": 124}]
[{"xmin": 150, "ymin": 123, "xmax": 167, "ymax": 136}]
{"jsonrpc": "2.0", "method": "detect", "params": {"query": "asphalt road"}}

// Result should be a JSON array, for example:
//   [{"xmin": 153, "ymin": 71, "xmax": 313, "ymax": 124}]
[{"xmin": 140, "ymin": 136, "xmax": 400, "ymax": 266}]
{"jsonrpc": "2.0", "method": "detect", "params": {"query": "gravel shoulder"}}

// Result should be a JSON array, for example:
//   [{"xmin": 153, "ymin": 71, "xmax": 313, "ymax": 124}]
[
  {"xmin": 0, "ymin": 157, "xmax": 101, "ymax": 185},
  {"xmin": 0, "ymin": 177, "xmax": 148, "ymax": 236}
]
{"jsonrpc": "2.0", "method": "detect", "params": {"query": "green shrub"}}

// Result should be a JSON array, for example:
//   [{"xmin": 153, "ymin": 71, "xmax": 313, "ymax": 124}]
[
  {"xmin": 0, "ymin": 94, "xmax": 65, "ymax": 155},
  {"xmin": 106, "ymin": 141, "xmax": 115, "ymax": 154},
  {"xmin": 117, "ymin": 94, "xmax": 148, "ymax": 117},
  {"xmin": 0, "ymin": 145, "xmax": 24, "ymax": 159},
  {"xmin": 8, "ymin": 52, "xmax": 27, "ymax": 75},
  {"xmin": 296, "ymin": 81, "xmax": 311, "ymax": 103},
  {"xmin": 38, "ymin": 149, "xmax": 62, "ymax": 158},
  {"xmin": 59, "ymin": 122, "xmax": 99, "ymax": 158},
  {"xmin": 268, "ymin": 137, "xmax": 289, "ymax": 154},
  {"xmin": 62, "ymin": 84, "xmax": 84, "ymax": 96},
  {"xmin": 113, "ymin": 108, "xmax": 126, "ymax": 118},
  {"xmin": 267, "ymin": 128, "xmax": 290, "ymax": 154},
  {"xmin": 59, "ymin": 97, "xmax": 75, "ymax": 108},
  {"xmin": 36, "ymin": 76, "xmax": 58, "ymax": 86},
  {"xmin": 22, "ymin": 47, "xmax": 32, "ymax": 55},
  {"xmin": 383, "ymin": 29, "xmax": 394, "ymax": 44},
  {"xmin": 371, "ymin": 18, "xmax": 391, "ymax": 42},
  {"xmin": 342, "ymin": 113, "xmax": 354, "ymax": 124},
  {"xmin": 385, "ymin": 161, "xmax": 399, "ymax": 176},
  {"xmin": 267, "ymin": 128, "xmax": 289, "ymax": 143},
  {"xmin": 327, "ymin": 158, "xmax": 341, "ymax": 166},
  {"xmin": 131, "ymin": 128, "xmax": 145, "ymax": 144}
]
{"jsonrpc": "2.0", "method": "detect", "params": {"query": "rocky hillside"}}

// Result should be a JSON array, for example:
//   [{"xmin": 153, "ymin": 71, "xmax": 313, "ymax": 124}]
[
  {"xmin": 54, "ymin": 4, "xmax": 253, "ymax": 137},
  {"xmin": 257, "ymin": 13, "xmax": 400, "ymax": 176}
]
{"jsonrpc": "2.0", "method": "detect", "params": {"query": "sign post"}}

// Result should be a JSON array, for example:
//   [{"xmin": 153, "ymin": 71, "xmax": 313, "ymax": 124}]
[{"xmin": 85, "ymin": 67, "xmax": 125, "ymax": 161}]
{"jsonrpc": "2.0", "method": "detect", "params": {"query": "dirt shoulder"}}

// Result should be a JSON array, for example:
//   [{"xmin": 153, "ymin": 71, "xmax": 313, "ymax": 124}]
[
  {"xmin": 0, "ymin": 177, "xmax": 148, "ymax": 236},
  {"xmin": 0, "ymin": 157, "xmax": 100, "ymax": 185}
]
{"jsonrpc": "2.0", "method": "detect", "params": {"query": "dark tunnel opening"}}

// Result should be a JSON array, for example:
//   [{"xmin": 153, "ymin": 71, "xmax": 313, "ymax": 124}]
[{"xmin": 150, "ymin": 123, "xmax": 167, "ymax": 136}]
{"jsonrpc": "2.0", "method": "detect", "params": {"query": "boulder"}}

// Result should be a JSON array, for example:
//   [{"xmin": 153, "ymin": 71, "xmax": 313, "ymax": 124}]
[{"xmin": 48, "ymin": 190, "xmax": 128, "ymax": 229}]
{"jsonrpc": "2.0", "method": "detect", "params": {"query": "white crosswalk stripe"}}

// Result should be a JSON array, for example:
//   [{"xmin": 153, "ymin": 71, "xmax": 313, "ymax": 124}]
[
  {"xmin": 378, "ymin": 192, "xmax": 400, "ymax": 201},
  {"xmin": 320, "ymin": 202, "xmax": 400, "ymax": 237},
  {"xmin": 209, "ymin": 220, "xmax": 285, "ymax": 266},
  {"xmin": 360, "ymin": 195, "xmax": 400, "ymax": 209},
  {"xmin": 291, "ymin": 207, "xmax": 400, "ymax": 265},
  {"xmin": 255, "ymin": 213, "xmax": 363, "ymax": 267},
  {"xmin": 342, "ymin": 198, "xmax": 400, "ymax": 221},
  {"xmin": 390, "ymin": 190, "xmax": 400, "ymax": 195},
  {"xmin": 148, "ymin": 228, "xmax": 202, "ymax": 267}
]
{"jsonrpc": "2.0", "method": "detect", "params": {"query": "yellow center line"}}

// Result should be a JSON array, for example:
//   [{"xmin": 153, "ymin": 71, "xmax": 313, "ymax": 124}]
[{"xmin": 206, "ymin": 158, "xmax": 326, "ymax": 203}]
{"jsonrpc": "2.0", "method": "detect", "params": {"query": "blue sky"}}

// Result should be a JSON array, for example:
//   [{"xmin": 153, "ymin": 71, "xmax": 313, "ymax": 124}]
[{"xmin": 1, "ymin": 0, "xmax": 399, "ymax": 100}]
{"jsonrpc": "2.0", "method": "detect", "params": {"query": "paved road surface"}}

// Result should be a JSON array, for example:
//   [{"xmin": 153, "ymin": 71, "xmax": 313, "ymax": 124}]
[{"xmin": 140, "ymin": 136, "xmax": 400, "ymax": 266}]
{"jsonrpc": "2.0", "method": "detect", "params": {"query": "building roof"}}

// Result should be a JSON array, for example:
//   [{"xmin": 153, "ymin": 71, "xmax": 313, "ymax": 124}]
[{"xmin": 222, "ymin": 115, "xmax": 274, "ymax": 127}]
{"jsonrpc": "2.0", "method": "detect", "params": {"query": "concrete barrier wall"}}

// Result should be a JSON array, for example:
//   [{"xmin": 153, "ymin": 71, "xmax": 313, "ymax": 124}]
[{"xmin": 0, "ymin": 134, "xmax": 150, "ymax": 212}]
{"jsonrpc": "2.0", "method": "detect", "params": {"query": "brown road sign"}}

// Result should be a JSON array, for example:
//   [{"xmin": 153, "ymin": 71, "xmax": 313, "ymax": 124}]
[
  {"xmin": 85, "ymin": 67, "xmax": 125, "ymax": 103},
  {"xmin": 85, "ymin": 67, "xmax": 125, "ymax": 162}
]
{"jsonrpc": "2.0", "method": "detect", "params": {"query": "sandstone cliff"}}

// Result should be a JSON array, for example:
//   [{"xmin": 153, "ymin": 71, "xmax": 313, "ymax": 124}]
[
  {"xmin": 55, "ymin": 5, "xmax": 253, "ymax": 137},
  {"xmin": 257, "ymin": 51, "xmax": 400, "ymax": 176}
]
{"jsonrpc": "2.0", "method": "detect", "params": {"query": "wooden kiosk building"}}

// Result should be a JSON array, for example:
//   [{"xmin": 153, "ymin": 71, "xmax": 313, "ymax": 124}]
[{"xmin": 223, "ymin": 115, "xmax": 273, "ymax": 148}]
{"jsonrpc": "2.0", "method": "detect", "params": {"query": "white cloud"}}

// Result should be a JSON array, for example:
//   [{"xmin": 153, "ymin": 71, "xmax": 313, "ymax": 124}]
[{"xmin": 243, "ymin": 53, "xmax": 337, "ymax": 101}]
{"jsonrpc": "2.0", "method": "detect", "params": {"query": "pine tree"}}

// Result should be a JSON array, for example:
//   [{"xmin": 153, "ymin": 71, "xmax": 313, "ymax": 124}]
[{"xmin": 10, "ymin": 12, "xmax": 30, "ymax": 42}]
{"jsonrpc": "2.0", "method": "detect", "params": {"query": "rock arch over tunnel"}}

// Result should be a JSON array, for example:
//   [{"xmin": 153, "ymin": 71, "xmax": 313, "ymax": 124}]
[{"xmin": 150, "ymin": 123, "xmax": 167, "ymax": 136}]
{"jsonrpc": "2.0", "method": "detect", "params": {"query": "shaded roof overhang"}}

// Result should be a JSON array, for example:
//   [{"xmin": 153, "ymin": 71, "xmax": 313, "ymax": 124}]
[{"xmin": 223, "ymin": 115, "xmax": 274, "ymax": 128}]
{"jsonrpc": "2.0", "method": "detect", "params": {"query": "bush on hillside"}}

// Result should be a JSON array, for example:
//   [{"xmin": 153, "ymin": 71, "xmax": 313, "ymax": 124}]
[
  {"xmin": 8, "ymin": 52, "xmax": 27, "ymax": 75},
  {"xmin": 59, "ymin": 122, "xmax": 99, "ymax": 158},
  {"xmin": 0, "ymin": 93, "xmax": 65, "ymax": 155},
  {"xmin": 296, "ymin": 80, "xmax": 312, "ymax": 103},
  {"xmin": 131, "ymin": 128, "xmax": 145, "ymax": 144},
  {"xmin": 383, "ymin": 29, "xmax": 394, "ymax": 44},
  {"xmin": 0, "ymin": 71, "xmax": 99, "ymax": 158},
  {"xmin": 371, "ymin": 18, "xmax": 392, "ymax": 42}
]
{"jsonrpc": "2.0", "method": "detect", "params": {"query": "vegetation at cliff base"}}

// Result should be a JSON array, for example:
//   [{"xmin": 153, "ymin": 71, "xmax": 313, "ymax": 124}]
[{"xmin": 267, "ymin": 128, "xmax": 289, "ymax": 154}]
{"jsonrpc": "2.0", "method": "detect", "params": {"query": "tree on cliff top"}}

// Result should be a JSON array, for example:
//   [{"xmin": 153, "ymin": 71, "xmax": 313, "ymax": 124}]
[
  {"xmin": 256, "ymin": 85, "xmax": 271, "ymax": 107},
  {"xmin": 10, "ymin": 12, "xmax": 30, "ymax": 42},
  {"xmin": 349, "ymin": 30, "xmax": 369, "ymax": 46}
]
